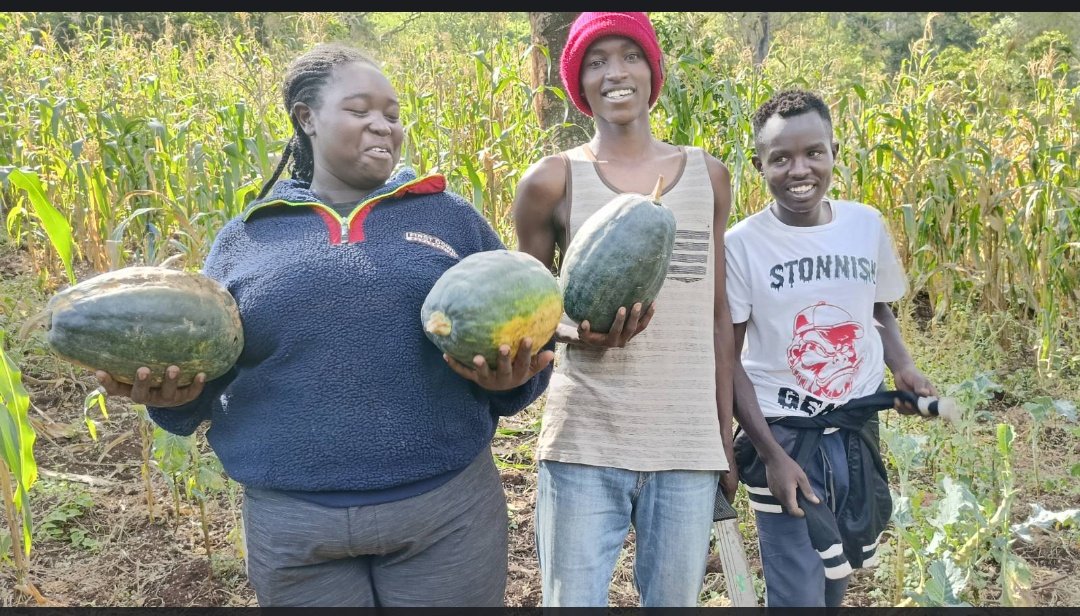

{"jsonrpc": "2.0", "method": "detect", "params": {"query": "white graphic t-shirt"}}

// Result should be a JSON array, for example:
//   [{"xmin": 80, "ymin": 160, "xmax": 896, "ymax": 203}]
[{"xmin": 725, "ymin": 200, "xmax": 907, "ymax": 418}]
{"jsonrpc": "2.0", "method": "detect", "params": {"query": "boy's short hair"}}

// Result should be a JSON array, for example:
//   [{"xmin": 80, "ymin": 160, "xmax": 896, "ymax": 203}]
[{"xmin": 751, "ymin": 89, "xmax": 833, "ymax": 138}]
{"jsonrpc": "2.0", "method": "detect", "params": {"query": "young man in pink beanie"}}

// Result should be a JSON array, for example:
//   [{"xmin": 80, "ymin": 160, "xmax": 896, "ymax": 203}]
[{"xmin": 513, "ymin": 11, "xmax": 812, "ymax": 607}]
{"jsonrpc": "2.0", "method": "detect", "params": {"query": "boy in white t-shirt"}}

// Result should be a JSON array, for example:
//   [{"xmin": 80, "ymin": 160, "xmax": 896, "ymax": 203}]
[{"xmin": 725, "ymin": 89, "xmax": 939, "ymax": 607}]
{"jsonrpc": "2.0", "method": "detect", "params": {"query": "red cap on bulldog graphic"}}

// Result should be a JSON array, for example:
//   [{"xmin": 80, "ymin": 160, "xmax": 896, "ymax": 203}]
[{"xmin": 792, "ymin": 302, "xmax": 863, "ymax": 339}]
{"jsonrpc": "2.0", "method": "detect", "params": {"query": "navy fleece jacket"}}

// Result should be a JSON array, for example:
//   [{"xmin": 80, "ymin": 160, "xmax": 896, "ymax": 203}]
[{"xmin": 148, "ymin": 168, "xmax": 553, "ymax": 492}]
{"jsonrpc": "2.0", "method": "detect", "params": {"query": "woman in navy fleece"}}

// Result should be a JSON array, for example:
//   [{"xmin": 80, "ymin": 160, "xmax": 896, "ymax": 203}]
[{"xmin": 95, "ymin": 43, "xmax": 555, "ymax": 607}]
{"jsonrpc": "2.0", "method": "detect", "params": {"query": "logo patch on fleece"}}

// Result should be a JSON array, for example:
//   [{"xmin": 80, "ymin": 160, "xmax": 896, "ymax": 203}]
[{"xmin": 405, "ymin": 231, "xmax": 459, "ymax": 258}]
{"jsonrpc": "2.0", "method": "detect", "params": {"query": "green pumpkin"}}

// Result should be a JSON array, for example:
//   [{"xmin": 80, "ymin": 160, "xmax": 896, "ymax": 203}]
[
  {"xmin": 421, "ymin": 250, "xmax": 562, "ymax": 367},
  {"xmin": 560, "ymin": 177, "xmax": 677, "ymax": 333},
  {"xmin": 45, "ymin": 266, "xmax": 244, "ymax": 386}
]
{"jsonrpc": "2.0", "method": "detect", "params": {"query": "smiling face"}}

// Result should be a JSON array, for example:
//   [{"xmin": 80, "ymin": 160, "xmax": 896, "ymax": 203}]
[
  {"xmin": 752, "ymin": 110, "xmax": 839, "ymax": 226},
  {"xmin": 579, "ymin": 36, "xmax": 652, "ymax": 125},
  {"xmin": 295, "ymin": 61, "xmax": 404, "ymax": 199}
]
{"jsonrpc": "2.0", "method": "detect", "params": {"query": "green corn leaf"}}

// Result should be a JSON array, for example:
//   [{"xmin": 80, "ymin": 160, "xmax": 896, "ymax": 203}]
[
  {"xmin": 6, "ymin": 168, "xmax": 76, "ymax": 285},
  {"xmin": 83, "ymin": 388, "xmax": 108, "ymax": 421},
  {"xmin": 5, "ymin": 204, "xmax": 24, "ymax": 237},
  {"xmin": 0, "ymin": 332, "xmax": 38, "ymax": 556},
  {"xmin": 83, "ymin": 417, "xmax": 98, "ymax": 442}
]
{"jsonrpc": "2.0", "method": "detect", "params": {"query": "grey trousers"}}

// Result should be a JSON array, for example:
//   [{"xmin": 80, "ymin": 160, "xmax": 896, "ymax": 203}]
[{"xmin": 241, "ymin": 448, "xmax": 509, "ymax": 607}]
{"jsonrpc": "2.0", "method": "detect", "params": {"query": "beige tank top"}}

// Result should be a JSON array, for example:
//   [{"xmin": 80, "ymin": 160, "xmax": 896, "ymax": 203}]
[{"xmin": 536, "ymin": 145, "xmax": 728, "ymax": 471}]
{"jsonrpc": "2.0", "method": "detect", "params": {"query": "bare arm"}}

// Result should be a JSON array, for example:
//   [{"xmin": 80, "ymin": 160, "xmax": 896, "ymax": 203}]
[
  {"xmin": 704, "ymin": 154, "xmax": 737, "ymax": 501},
  {"xmin": 874, "ymin": 302, "xmax": 937, "ymax": 412},
  {"xmin": 731, "ymin": 323, "xmax": 787, "ymax": 465},
  {"xmin": 732, "ymin": 321, "xmax": 819, "ymax": 516},
  {"xmin": 513, "ymin": 156, "xmax": 579, "ymax": 344},
  {"xmin": 513, "ymin": 155, "xmax": 566, "ymax": 272}
]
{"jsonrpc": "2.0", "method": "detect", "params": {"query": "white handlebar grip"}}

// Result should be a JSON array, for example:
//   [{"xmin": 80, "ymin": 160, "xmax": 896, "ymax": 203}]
[
  {"xmin": 935, "ymin": 397, "xmax": 960, "ymax": 423},
  {"xmin": 917, "ymin": 396, "xmax": 934, "ymax": 416},
  {"xmin": 917, "ymin": 396, "xmax": 960, "ymax": 423}
]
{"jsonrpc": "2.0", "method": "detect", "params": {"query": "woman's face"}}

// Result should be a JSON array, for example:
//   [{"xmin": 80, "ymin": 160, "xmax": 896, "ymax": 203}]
[{"xmin": 298, "ymin": 62, "xmax": 404, "ymax": 194}]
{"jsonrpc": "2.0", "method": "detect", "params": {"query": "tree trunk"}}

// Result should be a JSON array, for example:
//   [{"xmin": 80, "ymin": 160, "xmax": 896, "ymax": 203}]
[
  {"xmin": 754, "ymin": 12, "xmax": 770, "ymax": 67},
  {"xmin": 528, "ymin": 12, "xmax": 591, "ymax": 152}
]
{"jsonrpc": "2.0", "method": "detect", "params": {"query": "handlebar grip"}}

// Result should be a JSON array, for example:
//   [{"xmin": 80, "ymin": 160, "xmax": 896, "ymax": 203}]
[{"xmin": 916, "ymin": 396, "xmax": 959, "ymax": 423}]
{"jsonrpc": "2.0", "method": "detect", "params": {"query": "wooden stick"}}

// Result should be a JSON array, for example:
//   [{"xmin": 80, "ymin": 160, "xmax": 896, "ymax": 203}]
[
  {"xmin": 1031, "ymin": 572, "xmax": 1069, "ymax": 590},
  {"xmin": 39, "ymin": 468, "xmax": 119, "ymax": 488},
  {"xmin": 713, "ymin": 518, "xmax": 758, "ymax": 606}
]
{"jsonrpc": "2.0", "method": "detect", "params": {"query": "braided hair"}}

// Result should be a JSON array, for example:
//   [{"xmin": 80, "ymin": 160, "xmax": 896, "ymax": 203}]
[{"xmin": 256, "ymin": 43, "xmax": 379, "ymax": 200}]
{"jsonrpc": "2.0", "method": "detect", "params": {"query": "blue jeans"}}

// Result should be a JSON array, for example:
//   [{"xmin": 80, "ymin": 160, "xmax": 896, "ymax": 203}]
[
  {"xmin": 534, "ymin": 459, "xmax": 720, "ymax": 607},
  {"xmin": 756, "ymin": 428, "xmax": 852, "ymax": 607}
]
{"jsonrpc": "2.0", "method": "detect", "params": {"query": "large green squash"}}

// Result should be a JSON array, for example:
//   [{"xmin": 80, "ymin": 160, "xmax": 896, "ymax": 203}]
[
  {"xmin": 44, "ymin": 267, "xmax": 244, "ymax": 386},
  {"xmin": 560, "ymin": 177, "xmax": 677, "ymax": 333},
  {"xmin": 422, "ymin": 250, "xmax": 562, "ymax": 367}
]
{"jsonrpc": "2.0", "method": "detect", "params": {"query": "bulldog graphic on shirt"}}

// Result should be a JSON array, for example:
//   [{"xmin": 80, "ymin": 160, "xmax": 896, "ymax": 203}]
[{"xmin": 786, "ymin": 302, "xmax": 864, "ymax": 400}]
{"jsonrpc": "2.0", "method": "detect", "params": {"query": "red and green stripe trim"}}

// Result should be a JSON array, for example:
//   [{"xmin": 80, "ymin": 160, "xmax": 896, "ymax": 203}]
[{"xmin": 243, "ymin": 174, "xmax": 447, "ymax": 244}]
